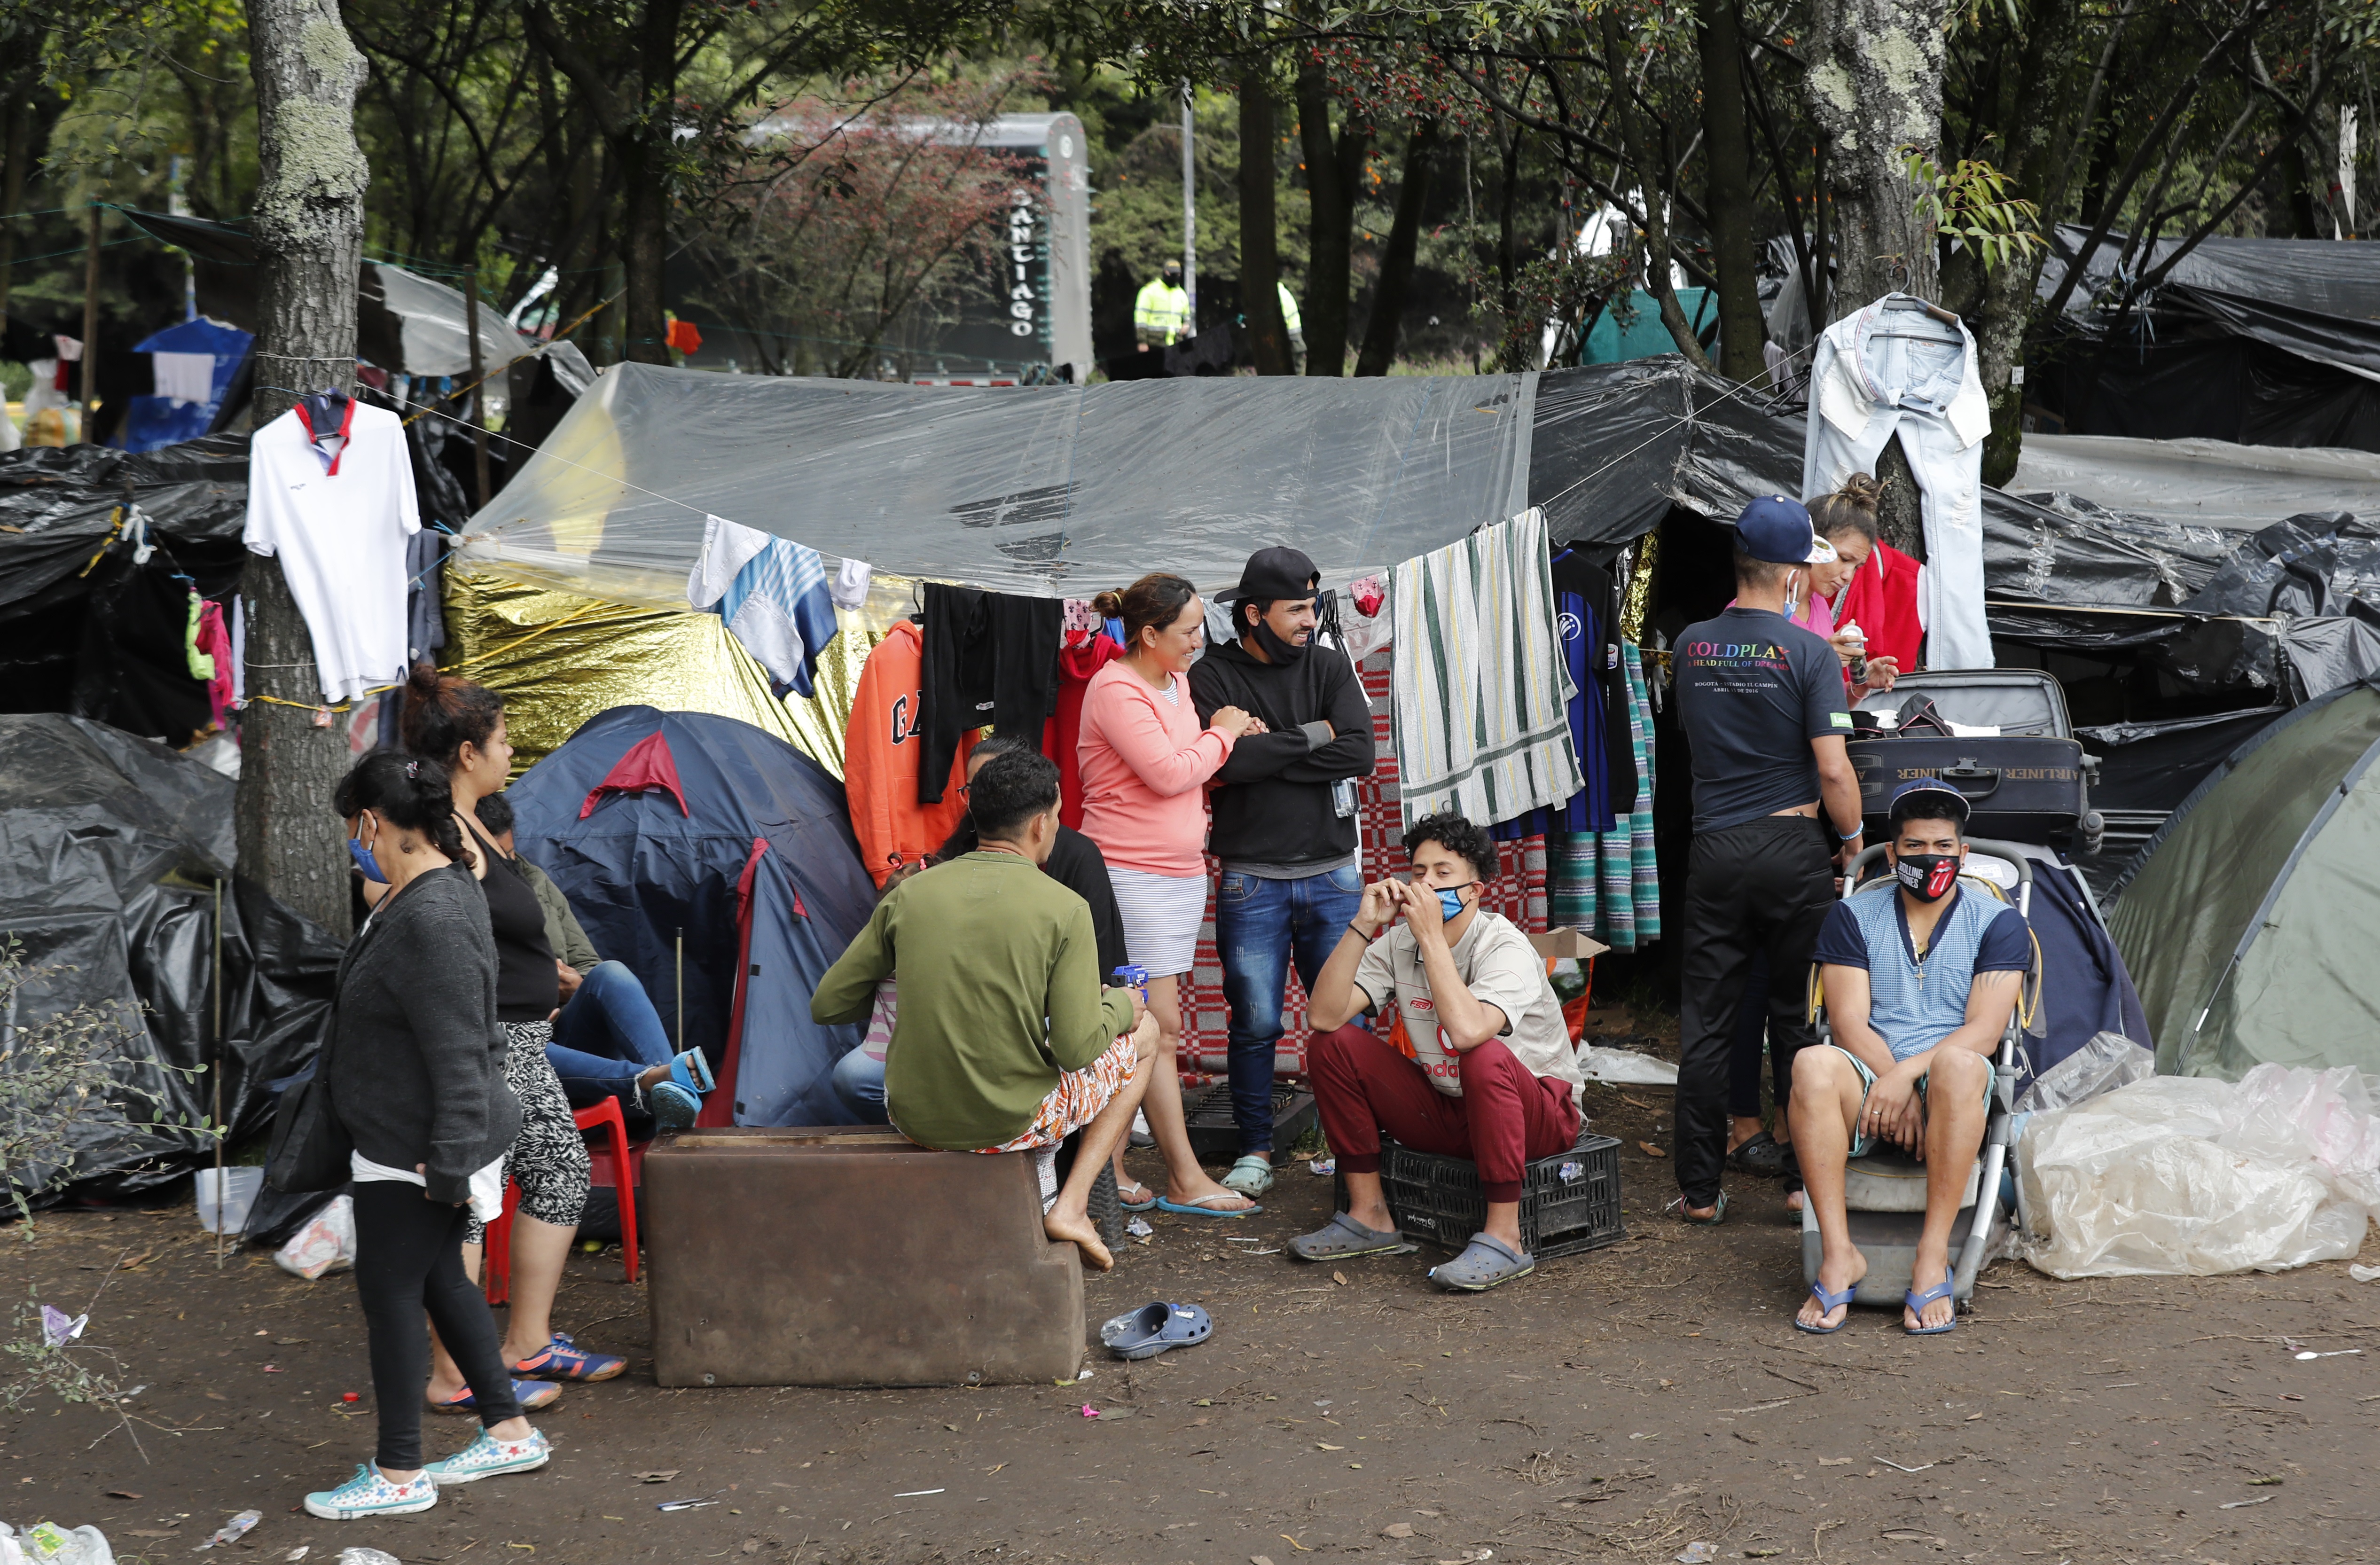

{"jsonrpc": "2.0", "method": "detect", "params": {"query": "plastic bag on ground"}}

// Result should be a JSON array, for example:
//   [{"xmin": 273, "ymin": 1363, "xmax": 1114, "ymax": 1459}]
[
  {"xmin": 1, "ymin": 1521, "xmax": 114, "ymax": 1565},
  {"xmin": 274, "ymin": 1195, "xmax": 355, "ymax": 1280},
  {"xmin": 1575, "ymin": 1046, "xmax": 1679, "ymax": 1085},
  {"xmin": 2018, "ymin": 1064, "xmax": 2380, "ymax": 1278},
  {"xmin": 2012, "ymin": 1030, "xmax": 2154, "ymax": 1114}
]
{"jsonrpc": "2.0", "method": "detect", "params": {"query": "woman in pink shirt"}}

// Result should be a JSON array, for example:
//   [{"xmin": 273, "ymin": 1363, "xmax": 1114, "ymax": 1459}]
[{"xmin": 1080, "ymin": 574, "xmax": 1263, "ymax": 1217}]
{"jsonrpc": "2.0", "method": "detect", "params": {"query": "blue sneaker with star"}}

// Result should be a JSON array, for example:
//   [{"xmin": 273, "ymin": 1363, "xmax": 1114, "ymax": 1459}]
[
  {"xmin": 304, "ymin": 1463, "xmax": 439, "ymax": 1518},
  {"xmin": 423, "ymin": 1426, "xmax": 552, "ymax": 1486}
]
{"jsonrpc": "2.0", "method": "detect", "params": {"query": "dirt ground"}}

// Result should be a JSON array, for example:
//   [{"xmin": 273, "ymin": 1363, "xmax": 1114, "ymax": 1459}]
[{"xmin": 8, "ymin": 1006, "xmax": 2379, "ymax": 1565}]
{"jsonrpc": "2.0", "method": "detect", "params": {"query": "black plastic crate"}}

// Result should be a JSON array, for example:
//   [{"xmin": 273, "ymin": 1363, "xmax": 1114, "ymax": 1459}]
[
  {"xmin": 1183, "ymin": 1084, "xmax": 1317, "ymax": 1160},
  {"xmin": 1344, "ymin": 1130, "xmax": 1625, "ymax": 1259}
]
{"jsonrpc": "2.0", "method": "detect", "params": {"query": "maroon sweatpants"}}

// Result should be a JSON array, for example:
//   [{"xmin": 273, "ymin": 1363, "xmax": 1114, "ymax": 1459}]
[{"xmin": 1310, "ymin": 1024, "xmax": 1581, "ymax": 1202}]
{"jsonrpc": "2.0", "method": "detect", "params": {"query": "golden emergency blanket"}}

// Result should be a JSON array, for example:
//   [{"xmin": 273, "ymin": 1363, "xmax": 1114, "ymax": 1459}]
[{"xmin": 440, "ymin": 569, "xmax": 882, "ymax": 778}]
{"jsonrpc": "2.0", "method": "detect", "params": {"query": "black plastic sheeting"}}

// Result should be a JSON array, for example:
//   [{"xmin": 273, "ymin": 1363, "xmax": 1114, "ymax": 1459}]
[
  {"xmin": 0, "ymin": 715, "xmax": 338, "ymax": 1211},
  {"xmin": 2036, "ymin": 224, "xmax": 2380, "ymax": 322},
  {"xmin": 0, "ymin": 436, "xmax": 249, "ymax": 613}
]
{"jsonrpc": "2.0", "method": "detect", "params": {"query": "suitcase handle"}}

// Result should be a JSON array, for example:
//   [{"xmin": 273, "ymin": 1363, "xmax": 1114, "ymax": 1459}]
[{"xmin": 1940, "ymin": 760, "xmax": 2001, "ymax": 799}]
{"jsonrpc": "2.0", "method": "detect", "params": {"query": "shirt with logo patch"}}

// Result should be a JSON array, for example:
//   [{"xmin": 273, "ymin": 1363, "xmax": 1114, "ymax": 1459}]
[
  {"xmin": 1674, "ymin": 606, "xmax": 1853, "ymax": 832},
  {"xmin": 1349, "ymin": 909, "xmax": 1584, "ymax": 1106}
]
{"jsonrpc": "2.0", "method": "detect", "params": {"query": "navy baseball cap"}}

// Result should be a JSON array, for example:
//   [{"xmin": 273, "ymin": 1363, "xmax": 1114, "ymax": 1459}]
[
  {"xmin": 1889, "ymin": 776, "xmax": 1972, "ymax": 824},
  {"xmin": 1735, "ymin": 495, "xmax": 1838, "ymax": 565}
]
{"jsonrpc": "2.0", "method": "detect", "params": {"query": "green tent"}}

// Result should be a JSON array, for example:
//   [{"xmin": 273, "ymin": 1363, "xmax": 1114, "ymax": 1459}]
[{"xmin": 2108, "ymin": 681, "xmax": 2380, "ymax": 1079}]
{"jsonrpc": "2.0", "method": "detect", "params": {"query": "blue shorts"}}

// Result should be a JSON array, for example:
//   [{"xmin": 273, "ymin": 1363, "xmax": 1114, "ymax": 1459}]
[{"xmin": 1821, "ymin": 1044, "xmax": 1993, "ymax": 1158}]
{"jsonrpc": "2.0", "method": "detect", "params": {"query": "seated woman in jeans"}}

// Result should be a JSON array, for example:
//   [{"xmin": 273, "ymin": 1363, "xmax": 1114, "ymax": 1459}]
[{"xmin": 472, "ymin": 791, "xmax": 712, "ymax": 1130}]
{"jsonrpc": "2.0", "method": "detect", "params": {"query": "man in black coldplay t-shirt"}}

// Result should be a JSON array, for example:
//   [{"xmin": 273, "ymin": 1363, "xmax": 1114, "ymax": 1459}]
[{"xmin": 1669, "ymin": 496, "xmax": 1866, "ymax": 1224}]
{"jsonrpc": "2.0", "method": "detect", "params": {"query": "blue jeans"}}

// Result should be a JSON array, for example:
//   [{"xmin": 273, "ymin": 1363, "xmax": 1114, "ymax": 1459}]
[
  {"xmin": 831, "ymin": 1046, "xmax": 889, "ymax": 1124},
  {"xmin": 1216, "ymin": 862, "xmax": 1366, "ymax": 1156},
  {"xmin": 546, "ymin": 960, "xmax": 674, "ymax": 1109}
]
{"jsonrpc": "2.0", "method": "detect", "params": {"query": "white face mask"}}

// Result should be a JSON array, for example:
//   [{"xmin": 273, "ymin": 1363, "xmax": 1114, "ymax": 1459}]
[{"xmin": 1784, "ymin": 573, "xmax": 1801, "ymax": 619}]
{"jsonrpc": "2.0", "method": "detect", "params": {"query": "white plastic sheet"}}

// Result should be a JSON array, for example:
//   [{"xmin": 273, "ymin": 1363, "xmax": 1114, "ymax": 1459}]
[
  {"xmin": 2018, "ymin": 1063, "xmax": 2380, "ymax": 1278},
  {"xmin": 274, "ymin": 1195, "xmax": 356, "ymax": 1280}
]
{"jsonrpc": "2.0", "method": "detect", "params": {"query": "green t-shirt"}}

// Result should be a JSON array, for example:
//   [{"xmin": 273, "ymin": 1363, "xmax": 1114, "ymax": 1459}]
[{"xmin": 810, "ymin": 851, "xmax": 1136, "ymax": 1150}]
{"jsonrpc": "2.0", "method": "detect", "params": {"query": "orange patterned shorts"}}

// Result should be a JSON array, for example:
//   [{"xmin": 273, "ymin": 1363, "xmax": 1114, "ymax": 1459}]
[{"xmin": 977, "ymin": 1034, "xmax": 1137, "ymax": 1154}]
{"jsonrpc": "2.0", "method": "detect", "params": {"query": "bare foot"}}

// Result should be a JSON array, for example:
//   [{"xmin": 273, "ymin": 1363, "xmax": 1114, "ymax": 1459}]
[
  {"xmin": 1044, "ymin": 1206, "xmax": 1114, "ymax": 1270},
  {"xmin": 1798, "ymin": 1249, "xmax": 1867, "ymax": 1331},
  {"xmin": 1165, "ymin": 1174, "xmax": 1255, "ymax": 1213}
]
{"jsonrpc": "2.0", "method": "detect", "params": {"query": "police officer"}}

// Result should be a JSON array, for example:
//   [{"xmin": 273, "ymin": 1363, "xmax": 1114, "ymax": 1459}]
[
  {"xmin": 1669, "ymin": 496, "xmax": 1866, "ymax": 1224},
  {"xmin": 1135, "ymin": 259, "xmax": 1191, "ymax": 351}
]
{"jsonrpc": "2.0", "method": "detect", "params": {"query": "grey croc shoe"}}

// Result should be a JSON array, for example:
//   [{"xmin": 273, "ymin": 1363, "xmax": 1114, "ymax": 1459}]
[
  {"xmin": 1221, "ymin": 1154, "xmax": 1275, "ymax": 1196},
  {"xmin": 1287, "ymin": 1211, "xmax": 1409, "ymax": 1261},
  {"xmin": 1428, "ymin": 1232, "xmax": 1535, "ymax": 1291}
]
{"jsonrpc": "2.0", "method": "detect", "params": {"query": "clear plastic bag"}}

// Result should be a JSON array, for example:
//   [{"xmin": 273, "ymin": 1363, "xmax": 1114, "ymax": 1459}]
[
  {"xmin": 2012, "ymin": 1030, "xmax": 2154, "ymax": 1114},
  {"xmin": 2017, "ymin": 1064, "xmax": 2380, "ymax": 1278},
  {"xmin": 274, "ymin": 1196, "xmax": 355, "ymax": 1281}
]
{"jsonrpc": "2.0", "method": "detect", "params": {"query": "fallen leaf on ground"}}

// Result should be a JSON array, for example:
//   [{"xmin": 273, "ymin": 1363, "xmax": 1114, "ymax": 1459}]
[
  {"xmin": 1636, "ymin": 1141, "xmax": 1666, "ymax": 1157},
  {"xmin": 636, "ymin": 1470, "xmax": 681, "ymax": 1483},
  {"xmin": 1315, "ymin": 1442, "xmax": 1344, "ymax": 1451},
  {"xmin": 1818, "ymin": 1457, "xmax": 1851, "ymax": 1466},
  {"xmin": 1332, "ymin": 1271, "xmax": 1349, "ymax": 1286},
  {"xmin": 105, "ymin": 1490, "xmax": 140, "ymax": 1499},
  {"xmin": 1382, "ymin": 1523, "xmax": 1415, "ymax": 1539}
]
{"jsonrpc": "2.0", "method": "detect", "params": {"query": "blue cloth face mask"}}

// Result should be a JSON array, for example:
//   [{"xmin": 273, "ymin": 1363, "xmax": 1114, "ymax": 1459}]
[
  {"xmin": 348, "ymin": 836, "xmax": 388, "ymax": 884},
  {"xmin": 1435, "ymin": 885, "xmax": 1472, "ymax": 920}
]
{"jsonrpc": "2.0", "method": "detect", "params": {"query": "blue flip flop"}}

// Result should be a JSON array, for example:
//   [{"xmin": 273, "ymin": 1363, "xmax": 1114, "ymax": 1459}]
[
  {"xmin": 1098, "ymin": 1301, "xmax": 1213, "ymax": 1360},
  {"xmin": 667, "ymin": 1048, "xmax": 715, "ymax": 1095},
  {"xmin": 1903, "ymin": 1278, "xmax": 1958, "ymax": 1335},
  {"xmin": 1795, "ymin": 1280, "xmax": 1857, "ymax": 1335},
  {"xmin": 1152, "ymin": 1193, "xmax": 1261, "ymax": 1218}
]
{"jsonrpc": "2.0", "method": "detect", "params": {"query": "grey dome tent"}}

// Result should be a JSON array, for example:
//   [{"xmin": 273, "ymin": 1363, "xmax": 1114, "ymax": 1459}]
[{"xmin": 2107, "ymin": 680, "xmax": 2380, "ymax": 1078}]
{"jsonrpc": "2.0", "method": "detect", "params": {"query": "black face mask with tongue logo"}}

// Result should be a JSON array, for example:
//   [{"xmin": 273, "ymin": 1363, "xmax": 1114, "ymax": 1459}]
[{"xmin": 1895, "ymin": 853, "xmax": 1961, "ymax": 902}]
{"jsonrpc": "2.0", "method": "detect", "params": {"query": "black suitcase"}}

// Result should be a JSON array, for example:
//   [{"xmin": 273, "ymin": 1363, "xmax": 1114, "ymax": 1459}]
[{"xmin": 1847, "ymin": 670, "xmax": 2100, "ymax": 850}]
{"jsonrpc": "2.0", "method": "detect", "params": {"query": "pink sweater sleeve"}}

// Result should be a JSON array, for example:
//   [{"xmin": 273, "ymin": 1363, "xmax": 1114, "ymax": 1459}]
[{"xmin": 1087, "ymin": 675, "xmax": 1232, "ymax": 798}]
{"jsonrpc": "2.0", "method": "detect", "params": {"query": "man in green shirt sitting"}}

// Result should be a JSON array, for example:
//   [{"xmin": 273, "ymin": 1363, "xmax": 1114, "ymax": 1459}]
[{"xmin": 812, "ymin": 750, "xmax": 1155, "ymax": 1269}]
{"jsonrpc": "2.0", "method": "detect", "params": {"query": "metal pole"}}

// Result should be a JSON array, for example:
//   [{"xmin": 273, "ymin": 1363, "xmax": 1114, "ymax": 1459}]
[
  {"xmin": 1180, "ymin": 80, "xmax": 1198, "ymax": 329},
  {"xmin": 464, "ymin": 269, "xmax": 492, "ymax": 506},
  {"xmin": 211, "ymin": 877, "xmax": 225, "ymax": 1269},
  {"xmin": 80, "ymin": 204, "xmax": 101, "ymax": 438},
  {"xmin": 675, "ymin": 927, "xmax": 684, "ymax": 1056}
]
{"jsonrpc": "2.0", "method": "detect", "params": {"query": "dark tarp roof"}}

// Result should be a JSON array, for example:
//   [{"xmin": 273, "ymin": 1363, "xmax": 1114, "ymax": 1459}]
[
  {"xmin": 2036, "ymin": 223, "xmax": 2380, "ymax": 323},
  {"xmin": 0, "ymin": 715, "xmax": 337, "ymax": 1208}
]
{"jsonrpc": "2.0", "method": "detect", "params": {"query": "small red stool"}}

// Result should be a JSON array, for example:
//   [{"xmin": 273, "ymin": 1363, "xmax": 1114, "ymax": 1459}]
[{"xmin": 484, "ymin": 1098, "xmax": 644, "ymax": 1305}]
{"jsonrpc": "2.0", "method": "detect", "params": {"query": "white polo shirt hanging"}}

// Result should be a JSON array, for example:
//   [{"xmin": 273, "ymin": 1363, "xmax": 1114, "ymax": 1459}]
[{"xmin": 243, "ymin": 396, "xmax": 420, "ymax": 704}]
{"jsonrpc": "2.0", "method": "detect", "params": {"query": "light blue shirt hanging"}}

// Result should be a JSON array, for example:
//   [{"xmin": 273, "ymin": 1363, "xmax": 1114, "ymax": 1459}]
[{"xmin": 687, "ymin": 513, "xmax": 839, "ymax": 699}]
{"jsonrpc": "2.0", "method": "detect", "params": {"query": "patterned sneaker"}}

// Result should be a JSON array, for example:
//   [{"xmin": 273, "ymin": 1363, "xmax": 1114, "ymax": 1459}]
[
  {"xmin": 304, "ymin": 1463, "xmax": 439, "ymax": 1519},
  {"xmin": 423, "ymin": 1426, "xmax": 552, "ymax": 1486}
]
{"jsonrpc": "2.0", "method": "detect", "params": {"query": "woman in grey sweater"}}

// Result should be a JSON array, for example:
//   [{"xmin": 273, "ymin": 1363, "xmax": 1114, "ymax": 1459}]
[{"xmin": 304, "ymin": 753, "xmax": 548, "ymax": 1521}]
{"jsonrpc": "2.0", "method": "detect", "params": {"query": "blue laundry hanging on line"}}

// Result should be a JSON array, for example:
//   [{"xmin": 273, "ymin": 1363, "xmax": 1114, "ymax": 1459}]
[{"xmin": 687, "ymin": 514, "xmax": 839, "ymax": 699}]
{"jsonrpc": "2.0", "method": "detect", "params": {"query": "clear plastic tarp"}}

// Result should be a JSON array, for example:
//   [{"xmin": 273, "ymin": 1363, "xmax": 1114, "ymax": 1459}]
[
  {"xmin": 458, "ymin": 363, "xmax": 1537, "ymax": 604},
  {"xmin": 2011, "ymin": 434, "xmax": 2380, "ymax": 532}
]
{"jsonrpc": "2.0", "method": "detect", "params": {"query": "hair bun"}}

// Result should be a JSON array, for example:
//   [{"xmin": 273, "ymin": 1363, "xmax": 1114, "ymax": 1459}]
[
  {"xmin": 1090, "ymin": 589, "xmax": 1126, "ymax": 617},
  {"xmin": 405, "ymin": 661, "xmax": 444, "ymax": 696},
  {"xmin": 1836, "ymin": 473, "xmax": 1884, "ymax": 511}
]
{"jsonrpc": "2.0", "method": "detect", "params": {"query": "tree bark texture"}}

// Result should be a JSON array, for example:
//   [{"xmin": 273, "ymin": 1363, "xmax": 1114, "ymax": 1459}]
[
  {"xmin": 1692, "ymin": 0, "xmax": 1766, "ymax": 383},
  {"xmin": 243, "ymin": 0, "xmax": 370, "ymax": 939},
  {"xmin": 1802, "ymin": 0, "xmax": 1951, "ymax": 317},
  {"xmin": 1296, "ymin": 62, "xmax": 1368, "ymax": 376},
  {"xmin": 1239, "ymin": 77, "xmax": 1290, "ymax": 375},
  {"xmin": 1354, "ymin": 120, "xmax": 1440, "ymax": 377}
]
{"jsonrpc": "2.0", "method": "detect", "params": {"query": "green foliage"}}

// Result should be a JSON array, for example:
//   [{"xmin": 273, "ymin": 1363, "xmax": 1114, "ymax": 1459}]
[{"xmin": 1902, "ymin": 146, "xmax": 2044, "ymax": 273}]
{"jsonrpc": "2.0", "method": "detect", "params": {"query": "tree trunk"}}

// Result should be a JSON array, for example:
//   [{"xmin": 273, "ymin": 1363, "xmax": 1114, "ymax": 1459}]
[
  {"xmin": 1598, "ymin": 11, "xmax": 1715, "ymax": 372},
  {"xmin": 243, "ymin": 0, "xmax": 371, "ymax": 938},
  {"xmin": 1495, "ymin": 120, "xmax": 1524, "ymax": 369},
  {"xmin": 1802, "ymin": 0, "xmax": 1950, "ymax": 314},
  {"xmin": 1239, "ymin": 75, "xmax": 1290, "ymax": 375},
  {"xmin": 1872, "ymin": 433, "xmax": 1925, "ymax": 561},
  {"xmin": 1296, "ymin": 62, "xmax": 1367, "ymax": 376},
  {"xmin": 1692, "ymin": 0, "xmax": 1766, "ymax": 384},
  {"xmin": 1354, "ymin": 119, "xmax": 1440, "ymax": 376},
  {"xmin": 2275, "ymin": 132, "xmax": 2323, "ymax": 238}
]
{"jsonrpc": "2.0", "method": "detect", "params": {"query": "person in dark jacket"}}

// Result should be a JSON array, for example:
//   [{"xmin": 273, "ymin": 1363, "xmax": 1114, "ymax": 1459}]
[
  {"xmin": 305, "ymin": 752, "xmax": 546, "ymax": 1522},
  {"xmin": 829, "ymin": 734, "xmax": 1131, "ymax": 1124},
  {"xmin": 1189, "ymin": 547, "xmax": 1378, "ymax": 1194}
]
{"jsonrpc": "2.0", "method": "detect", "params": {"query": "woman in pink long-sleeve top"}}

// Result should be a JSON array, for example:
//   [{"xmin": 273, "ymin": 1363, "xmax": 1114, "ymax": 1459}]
[{"xmin": 1079, "ymin": 574, "xmax": 1263, "ymax": 1217}]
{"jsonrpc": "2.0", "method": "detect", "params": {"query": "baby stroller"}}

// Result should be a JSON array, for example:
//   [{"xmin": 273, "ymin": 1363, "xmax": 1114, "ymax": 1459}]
[{"xmin": 1800, "ymin": 839, "xmax": 2043, "ymax": 1313}]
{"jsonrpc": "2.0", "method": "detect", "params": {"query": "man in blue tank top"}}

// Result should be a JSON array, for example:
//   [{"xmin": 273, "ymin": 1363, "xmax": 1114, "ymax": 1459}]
[{"xmin": 1792, "ymin": 779, "xmax": 2028, "ymax": 1337}]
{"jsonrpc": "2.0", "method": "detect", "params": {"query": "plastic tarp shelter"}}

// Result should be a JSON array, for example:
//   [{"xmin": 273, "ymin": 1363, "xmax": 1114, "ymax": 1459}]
[
  {"xmin": 0, "ymin": 715, "xmax": 338, "ymax": 1208},
  {"xmin": 2036, "ymin": 223, "xmax": 2380, "ymax": 322},
  {"xmin": 459, "ymin": 362, "xmax": 1543, "ymax": 602},
  {"xmin": 506, "ymin": 708, "xmax": 877, "ymax": 1128},
  {"xmin": 2011, "ymin": 435, "xmax": 2380, "ymax": 532},
  {"xmin": 2107, "ymin": 680, "xmax": 2380, "ymax": 1080}
]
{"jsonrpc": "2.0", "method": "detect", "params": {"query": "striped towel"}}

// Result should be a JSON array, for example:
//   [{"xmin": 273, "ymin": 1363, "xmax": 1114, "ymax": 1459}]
[
  {"xmin": 687, "ymin": 513, "xmax": 839, "ymax": 698},
  {"xmin": 1390, "ymin": 507, "xmax": 1583, "ymax": 829},
  {"xmin": 1624, "ymin": 646, "xmax": 1661, "ymax": 943}
]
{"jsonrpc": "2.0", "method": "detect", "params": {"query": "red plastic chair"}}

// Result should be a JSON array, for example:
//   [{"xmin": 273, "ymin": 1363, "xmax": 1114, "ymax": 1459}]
[{"xmin": 484, "ymin": 1098, "xmax": 643, "ymax": 1304}]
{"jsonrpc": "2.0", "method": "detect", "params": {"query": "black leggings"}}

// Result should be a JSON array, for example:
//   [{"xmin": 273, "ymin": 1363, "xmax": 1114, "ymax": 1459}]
[{"xmin": 352, "ymin": 1182, "xmax": 524, "ymax": 1470}]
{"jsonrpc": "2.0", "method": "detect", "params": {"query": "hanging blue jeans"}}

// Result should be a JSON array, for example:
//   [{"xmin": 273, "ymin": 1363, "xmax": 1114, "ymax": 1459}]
[
  {"xmin": 545, "ymin": 961, "xmax": 674, "ymax": 1109},
  {"xmin": 1215, "ymin": 863, "xmax": 1366, "ymax": 1156}
]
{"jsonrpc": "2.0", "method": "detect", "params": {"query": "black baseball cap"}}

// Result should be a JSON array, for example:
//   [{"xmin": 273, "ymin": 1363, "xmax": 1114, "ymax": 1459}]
[
  {"xmin": 1889, "ymin": 776, "xmax": 1972, "ymax": 825},
  {"xmin": 1217, "ymin": 546, "xmax": 1321, "ymax": 604}
]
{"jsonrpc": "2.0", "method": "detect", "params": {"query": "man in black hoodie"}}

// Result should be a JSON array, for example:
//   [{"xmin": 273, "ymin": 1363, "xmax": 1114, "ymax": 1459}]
[{"xmin": 1190, "ymin": 547, "xmax": 1378, "ymax": 1194}]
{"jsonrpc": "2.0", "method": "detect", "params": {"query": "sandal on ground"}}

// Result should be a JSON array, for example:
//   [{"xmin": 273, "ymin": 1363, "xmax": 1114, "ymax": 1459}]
[
  {"xmin": 1286, "ymin": 1211, "xmax": 1409, "ymax": 1261},
  {"xmin": 429, "ymin": 1377, "xmax": 560, "ymax": 1415},
  {"xmin": 1727, "ymin": 1131, "xmax": 1789, "ymax": 1178},
  {"xmin": 1099, "ymin": 1301, "xmax": 1214, "ymax": 1360},
  {"xmin": 1665, "ymin": 1191, "xmax": 1730, "ymax": 1225},
  {"xmin": 510, "ymin": 1332, "xmax": 626, "ymax": 1382},
  {"xmin": 1903, "ymin": 1278, "xmax": 1958, "ymax": 1336},
  {"xmin": 1115, "ymin": 1180, "xmax": 1159, "ymax": 1213},
  {"xmin": 1429, "ymin": 1232, "xmax": 1535, "ymax": 1292},
  {"xmin": 1794, "ymin": 1280, "xmax": 1856, "ymax": 1335},
  {"xmin": 1220, "ymin": 1155, "xmax": 1275, "ymax": 1196},
  {"xmin": 1152, "ymin": 1191, "xmax": 1261, "ymax": 1218}
]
